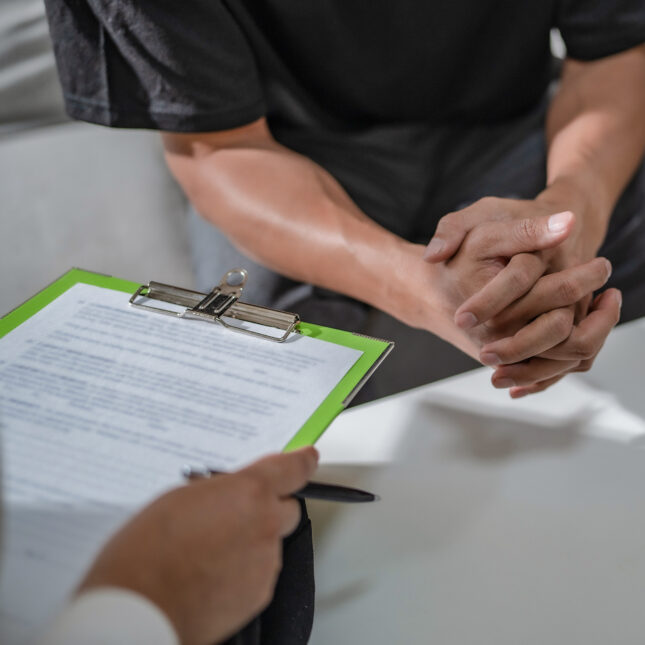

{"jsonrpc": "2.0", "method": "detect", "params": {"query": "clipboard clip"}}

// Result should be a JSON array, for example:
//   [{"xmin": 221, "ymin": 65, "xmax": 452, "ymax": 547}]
[{"xmin": 129, "ymin": 268, "xmax": 300, "ymax": 342}]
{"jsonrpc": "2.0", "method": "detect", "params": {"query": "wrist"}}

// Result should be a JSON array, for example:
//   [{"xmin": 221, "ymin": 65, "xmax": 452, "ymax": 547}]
[
  {"xmin": 356, "ymin": 235, "xmax": 443, "ymax": 329},
  {"xmin": 536, "ymin": 175, "xmax": 610, "ymax": 261},
  {"xmin": 374, "ymin": 240, "xmax": 480, "ymax": 357},
  {"xmin": 356, "ymin": 236, "xmax": 425, "ymax": 321}
]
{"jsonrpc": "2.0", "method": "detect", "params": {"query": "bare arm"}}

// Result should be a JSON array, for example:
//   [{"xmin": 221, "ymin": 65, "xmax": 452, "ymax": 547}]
[
  {"xmin": 537, "ymin": 43, "xmax": 645, "ymax": 263},
  {"xmin": 429, "ymin": 43, "xmax": 645, "ymax": 265},
  {"xmin": 427, "ymin": 44, "xmax": 645, "ymax": 269},
  {"xmin": 162, "ymin": 121, "xmax": 571, "ymax": 361},
  {"xmin": 162, "ymin": 121, "xmax": 413, "ymax": 318}
]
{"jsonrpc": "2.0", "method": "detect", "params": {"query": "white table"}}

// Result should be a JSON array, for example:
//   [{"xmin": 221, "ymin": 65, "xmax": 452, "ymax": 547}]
[{"xmin": 310, "ymin": 317, "xmax": 645, "ymax": 645}]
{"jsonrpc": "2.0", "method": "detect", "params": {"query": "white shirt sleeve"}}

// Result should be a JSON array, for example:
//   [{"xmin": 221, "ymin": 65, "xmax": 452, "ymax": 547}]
[{"xmin": 40, "ymin": 587, "xmax": 180, "ymax": 645}]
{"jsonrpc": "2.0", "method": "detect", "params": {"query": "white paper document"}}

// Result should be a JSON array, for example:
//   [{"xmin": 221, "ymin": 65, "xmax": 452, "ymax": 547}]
[{"xmin": 0, "ymin": 284, "xmax": 362, "ymax": 643}]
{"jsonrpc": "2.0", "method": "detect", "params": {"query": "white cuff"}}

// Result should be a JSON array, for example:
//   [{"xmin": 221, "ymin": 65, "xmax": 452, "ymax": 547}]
[{"xmin": 40, "ymin": 588, "xmax": 179, "ymax": 645}]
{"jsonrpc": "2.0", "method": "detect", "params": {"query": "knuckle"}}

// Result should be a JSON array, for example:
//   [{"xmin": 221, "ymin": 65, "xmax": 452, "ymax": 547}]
[
  {"xmin": 550, "ymin": 310, "xmax": 573, "ymax": 339},
  {"xmin": 436, "ymin": 212, "xmax": 457, "ymax": 234},
  {"xmin": 556, "ymin": 278, "xmax": 581, "ymax": 304},
  {"xmin": 514, "ymin": 217, "xmax": 539, "ymax": 243},
  {"xmin": 467, "ymin": 226, "xmax": 492, "ymax": 251},
  {"xmin": 570, "ymin": 333, "xmax": 596, "ymax": 360},
  {"xmin": 482, "ymin": 258, "xmax": 505, "ymax": 281},
  {"xmin": 439, "ymin": 211, "xmax": 456, "ymax": 224},
  {"xmin": 576, "ymin": 360, "xmax": 592, "ymax": 373},
  {"xmin": 492, "ymin": 344, "xmax": 513, "ymax": 364},
  {"xmin": 483, "ymin": 315, "xmax": 508, "ymax": 333},
  {"xmin": 475, "ymin": 196, "xmax": 500, "ymax": 212},
  {"xmin": 476, "ymin": 196, "xmax": 493, "ymax": 209}
]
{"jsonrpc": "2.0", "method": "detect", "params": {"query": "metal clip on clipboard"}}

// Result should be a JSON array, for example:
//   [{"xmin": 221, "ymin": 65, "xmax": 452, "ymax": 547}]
[{"xmin": 129, "ymin": 268, "xmax": 300, "ymax": 342}]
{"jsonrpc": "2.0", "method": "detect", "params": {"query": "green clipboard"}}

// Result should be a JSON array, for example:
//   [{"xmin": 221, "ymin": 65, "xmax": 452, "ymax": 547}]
[{"xmin": 0, "ymin": 268, "xmax": 393, "ymax": 451}]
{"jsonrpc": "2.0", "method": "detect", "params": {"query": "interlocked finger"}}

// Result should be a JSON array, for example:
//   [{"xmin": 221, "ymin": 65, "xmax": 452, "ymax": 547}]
[
  {"xmin": 509, "ymin": 375, "xmax": 565, "ymax": 398},
  {"xmin": 480, "ymin": 306, "xmax": 575, "ymax": 366},
  {"xmin": 539, "ymin": 289, "xmax": 621, "ymax": 361},
  {"xmin": 492, "ymin": 357, "xmax": 579, "ymax": 389},
  {"xmin": 492, "ymin": 257, "xmax": 611, "ymax": 329},
  {"xmin": 454, "ymin": 253, "xmax": 545, "ymax": 329}
]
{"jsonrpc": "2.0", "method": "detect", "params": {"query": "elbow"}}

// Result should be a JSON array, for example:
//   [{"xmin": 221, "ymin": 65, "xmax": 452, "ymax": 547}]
[{"xmin": 160, "ymin": 117, "xmax": 275, "ymax": 212}]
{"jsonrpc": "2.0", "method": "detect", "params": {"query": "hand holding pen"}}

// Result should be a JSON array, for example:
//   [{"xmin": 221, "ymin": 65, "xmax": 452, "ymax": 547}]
[{"xmin": 183, "ymin": 454, "xmax": 379, "ymax": 503}]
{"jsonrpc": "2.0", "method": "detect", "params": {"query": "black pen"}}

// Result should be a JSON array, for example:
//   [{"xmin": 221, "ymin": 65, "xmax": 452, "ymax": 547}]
[{"xmin": 182, "ymin": 467, "xmax": 379, "ymax": 503}]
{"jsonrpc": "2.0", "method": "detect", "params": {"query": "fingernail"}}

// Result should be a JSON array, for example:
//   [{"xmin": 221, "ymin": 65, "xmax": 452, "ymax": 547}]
[
  {"xmin": 603, "ymin": 258, "xmax": 612, "ymax": 279},
  {"xmin": 547, "ymin": 211, "xmax": 572, "ymax": 234},
  {"xmin": 480, "ymin": 352, "xmax": 502, "ymax": 366},
  {"xmin": 494, "ymin": 377, "xmax": 516, "ymax": 388},
  {"xmin": 455, "ymin": 311, "xmax": 478, "ymax": 329},
  {"xmin": 615, "ymin": 290, "xmax": 622, "ymax": 309},
  {"xmin": 423, "ymin": 237, "xmax": 445, "ymax": 260}
]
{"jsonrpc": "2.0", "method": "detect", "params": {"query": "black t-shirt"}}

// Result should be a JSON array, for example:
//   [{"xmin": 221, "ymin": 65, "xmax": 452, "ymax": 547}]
[
  {"xmin": 44, "ymin": 0, "xmax": 645, "ymax": 133},
  {"xmin": 43, "ymin": 1, "xmax": 645, "ymax": 238}
]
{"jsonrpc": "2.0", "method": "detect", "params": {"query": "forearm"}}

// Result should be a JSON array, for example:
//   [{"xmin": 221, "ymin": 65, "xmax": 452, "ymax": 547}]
[
  {"xmin": 538, "ymin": 44, "xmax": 645, "ymax": 256},
  {"xmin": 162, "ymin": 122, "xmax": 431, "ymax": 329}
]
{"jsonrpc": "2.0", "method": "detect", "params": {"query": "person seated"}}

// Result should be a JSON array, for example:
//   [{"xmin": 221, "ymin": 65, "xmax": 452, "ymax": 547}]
[{"xmin": 43, "ymin": 1, "xmax": 645, "ymax": 400}]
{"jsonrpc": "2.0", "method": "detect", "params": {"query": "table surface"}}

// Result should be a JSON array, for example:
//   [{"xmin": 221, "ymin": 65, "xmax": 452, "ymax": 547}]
[{"xmin": 309, "ymin": 317, "xmax": 645, "ymax": 645}]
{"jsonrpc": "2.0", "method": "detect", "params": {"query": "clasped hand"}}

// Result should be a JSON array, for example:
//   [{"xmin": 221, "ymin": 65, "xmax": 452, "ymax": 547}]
[{"xmin": 424, "ymin": 197, "xmax": 622, "ymax": 397}]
